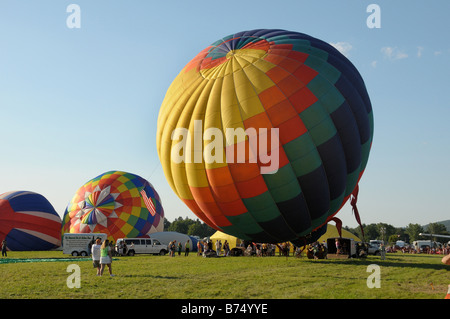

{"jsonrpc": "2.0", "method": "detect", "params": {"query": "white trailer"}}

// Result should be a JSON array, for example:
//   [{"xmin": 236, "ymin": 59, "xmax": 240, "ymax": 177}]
[
  {"xmin": 62, "ymin": 233, "xmax": 107, "ymax": 256},
  {"xmin": 326, "ymin": 237, "xmax": 359, "ymax": 258}
]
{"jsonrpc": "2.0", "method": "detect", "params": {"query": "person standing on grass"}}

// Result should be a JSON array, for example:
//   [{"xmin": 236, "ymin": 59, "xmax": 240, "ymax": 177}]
[
  {"xmin": 100, "ymin": 239, "xmax": 115, "ymax": 277},
  {"xmin": 178, "ymin": 241, "xmax": 182, "ymax": 256},
  {"xmin": 380, "ymin": 243, "xmax": 386, "ymax": 260},
  {"xmin": 225, "ymin": 240, "xmax": 230, "ymax": 257},
  {"xmin": 1, "ymin": 240, "xmax": 7, "ymax": 257},
  {"xmin": 169, "ymin": 240, "xmax": 176, "ymax": 257},
  {"xmin": 335, "ymin": 238, "xmax": 341, "ymax": 254},
  {"xmin": 197, "ymin": 241, "xmax": 202, "ymax": 256},
  {"xmin": 215, "ymin": 240, "xmax": 221, "ymax": 256},
  {"xmin": 91, "ymin": 238, "xmax": 102, "ymax": 276},
  {"xmin": 185, "ymin": 240, "xmax": 190, "ymax": 256}
]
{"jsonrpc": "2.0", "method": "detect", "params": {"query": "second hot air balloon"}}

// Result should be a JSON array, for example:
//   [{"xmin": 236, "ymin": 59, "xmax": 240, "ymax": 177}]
[{"xmin": 61, "ymin": 171, "xmax": 164, "ymax": 242}]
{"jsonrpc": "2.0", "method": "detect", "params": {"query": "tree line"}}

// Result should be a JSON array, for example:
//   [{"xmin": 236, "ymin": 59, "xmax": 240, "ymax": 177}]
[
  {"xmin": 164, "ymin": 217, "xmax": 216, "ymax": 239},
  {"xmin": 164, "ymin": 216, "xmax": 450, "ymax": 244},
  {"xmin": 344, "ymin": 222, "xmax": 450, "ymax": 244}
]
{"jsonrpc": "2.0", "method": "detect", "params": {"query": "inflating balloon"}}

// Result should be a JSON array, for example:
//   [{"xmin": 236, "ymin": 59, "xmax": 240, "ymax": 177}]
[
  {"xmin": 157, "ymin": 29, "xmax": 373, "ymax": 245},
  {"xmin": 0, "ymin": 191, "xmax": 62, "ymax": 251},
  {"xmin": 61, "ymin": 171, "xmax": 164, "ymax": 242}
]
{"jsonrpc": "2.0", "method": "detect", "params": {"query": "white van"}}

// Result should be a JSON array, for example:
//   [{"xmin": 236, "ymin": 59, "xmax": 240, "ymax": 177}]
[
  {"xmin": 62, "ymin": 233, "xmax": 107, "ymax": 256},
  {"xmin": 116, "ymin": 238, "xmax": 168, "ymax": 256},
  {"xmin": 412, "ymin": 240, "xmax": 442, "ymax": 252}
]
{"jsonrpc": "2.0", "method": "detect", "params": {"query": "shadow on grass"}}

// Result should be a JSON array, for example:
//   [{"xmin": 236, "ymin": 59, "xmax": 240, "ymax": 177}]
[
  {"xmin": 121, "ymin": 274, "xmax": 180, "ymax": 279},
  {"xmin": 304, "ymin": 255, "xmax": 449, "ymax": 271},
  {"xmin": 0, "ymin": 257, "xmax": 97, "ymax": 264}
]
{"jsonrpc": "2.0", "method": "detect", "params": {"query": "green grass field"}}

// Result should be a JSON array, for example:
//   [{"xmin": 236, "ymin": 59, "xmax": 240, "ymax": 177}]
[{"xmin": 0, "ymin": 250, "xmax": 448, "ymax": 299}]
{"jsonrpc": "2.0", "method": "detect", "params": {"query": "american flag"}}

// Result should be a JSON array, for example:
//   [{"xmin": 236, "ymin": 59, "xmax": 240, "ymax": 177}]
[{"xmin": 140, "ymin": 188, "xmax": 157, "ymax": 216}]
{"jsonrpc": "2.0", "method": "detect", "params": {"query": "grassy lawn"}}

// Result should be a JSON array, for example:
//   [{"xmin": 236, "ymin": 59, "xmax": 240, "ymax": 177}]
[{"xmin": 0, "ymin": 251, "xmax": 448, "ymax": 299}]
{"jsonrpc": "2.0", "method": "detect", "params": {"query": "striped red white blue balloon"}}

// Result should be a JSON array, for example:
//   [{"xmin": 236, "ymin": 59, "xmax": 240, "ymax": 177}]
[{"xmin": 0, "ymin": 191, "xmax": 62, "ymax": 251}]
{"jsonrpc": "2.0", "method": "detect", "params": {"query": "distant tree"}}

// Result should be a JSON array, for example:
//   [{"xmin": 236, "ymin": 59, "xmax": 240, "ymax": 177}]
[
  {"xmin": 405, "ymin": 223, "xmax": 423, "ymax": 242},
  {"xmin": 363, "ymin": 224, "xmax": 380, "ymax": 241},
  {"xmin": 168, "ymin": 216, "xmax": 191, "ymax": 234},
  {"xmin": 426, "ymin": 222, "xmax": 449, "ymax": 235},
  {"xmin": 346, "ymin": 223, "xmax": 397, "ymax": 242},
  {"xmin": 394, "ymin": 227, "xmax": 408, "ymax": 242},
  {"xmin": 376, "ymin": 223, "xmax": 396, "ymax": 242},
  {"xmin": 165, "ymin": 216, "xmax": 216, "ymax": 238},
  {"xmin": 388, "ymin": 234, "xmax": 400, "ymax": 244},
  {"xmin": 163, "ymin": 217, "xmax": 171, "ymax": 231},
  {"xmin": 343, "ymin": 224, "xmax": 376, "ymax": 241},
  {"xmin": 187, "ymin": 220, "xmax": 215, "ymax": 238},
  {"xmin": 422, "ymin": 222, "xmax": 450, "ymax": 242},
  {"xmin": 343, "ymin": 220, "xmax": 450, "ymax": 244},
  {"xmin": 187, "ymin": 222, "xmax": 204, "ymax": 237}
]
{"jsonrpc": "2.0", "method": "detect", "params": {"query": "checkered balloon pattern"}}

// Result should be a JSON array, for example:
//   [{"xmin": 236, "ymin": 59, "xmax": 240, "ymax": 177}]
[
  {"xmin": 61, "ymin": 171, "xmax": 164, "ymax": 242},
  {"xmin": 156, "ymin": 29, "xmax": 373, "ymax": 245}
]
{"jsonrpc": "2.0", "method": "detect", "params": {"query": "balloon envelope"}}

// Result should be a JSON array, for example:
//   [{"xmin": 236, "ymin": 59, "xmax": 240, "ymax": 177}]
[
  {"xmin": 157, "ymin": 29, "xmax": 373, "ymax": 245},
  {"xmin": 0, "ymin": 191, "xmax": 62, "ymax": 251},
  {"xmin": 61, "ymin": 171, "xmax": 164, "ymax": 242}
]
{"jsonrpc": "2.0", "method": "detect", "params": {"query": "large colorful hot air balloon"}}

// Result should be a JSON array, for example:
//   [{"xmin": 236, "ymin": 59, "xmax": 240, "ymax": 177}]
[
  {"xmin": 157, "ymin": 29, "xmax": 373, "ymax": 245},
  {"xmin": 61, "ymin": 171, "xmax": 164, "ymax": 242},
  {"xmin": 0, "ymin": 191, "xmax": 62, "ymax": 251}
]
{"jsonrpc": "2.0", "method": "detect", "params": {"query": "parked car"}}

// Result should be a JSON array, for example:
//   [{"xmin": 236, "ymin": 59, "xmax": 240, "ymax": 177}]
[{"xmin": 367, "ymin": 243, "xmax": 381, "ymax": 255}]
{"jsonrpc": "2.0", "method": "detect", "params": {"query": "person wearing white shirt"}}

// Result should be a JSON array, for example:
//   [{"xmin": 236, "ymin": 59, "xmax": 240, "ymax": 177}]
[{"xmin": 91, "ymin": 238, "xmax": 102, "ymax": 276}]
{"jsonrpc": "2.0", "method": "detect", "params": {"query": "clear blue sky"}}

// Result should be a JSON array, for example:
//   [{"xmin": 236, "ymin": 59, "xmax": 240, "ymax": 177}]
[{"xmin": 1, "ymin": 0, "xmax": 449, "ymax": 229}]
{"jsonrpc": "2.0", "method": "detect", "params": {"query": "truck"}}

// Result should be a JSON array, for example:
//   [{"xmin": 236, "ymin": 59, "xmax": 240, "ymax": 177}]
[
  {"xmin": 116, "ymin": 238, "xmax": 168, "ymax": 256},
  {"xmin": 326, "ymin": 237, "xmax": 368, "ymax": 258},
  {"xmin": 62, "ymin": 233, "xmax": 107, "ymax": 256}
]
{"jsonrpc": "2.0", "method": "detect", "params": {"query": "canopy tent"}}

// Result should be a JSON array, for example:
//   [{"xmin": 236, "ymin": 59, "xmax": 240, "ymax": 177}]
[
  {"xmin": 317, "ymin": 224, "xmax": 361, "ymax": 243},
  {"xmin": 209, "ymin": 231, "xmax": 243, "ymax": 250},
  {"xmin": 209, "ymin": 224, "xmax": 361, "ymax": 256},
  {"xmin": 211, "ymin": 224, "xmax": 361, "ymax": 248}
]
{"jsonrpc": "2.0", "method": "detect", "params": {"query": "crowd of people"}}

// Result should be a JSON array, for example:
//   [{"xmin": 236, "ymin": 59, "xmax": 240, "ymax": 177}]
[
  {"xmin": 194, "ymin": 239, "xmax": 232, "ymax": 257},
  {"xmin": 192, "ymin": 240, "xmax": 309, "ymax": 258},
  {"xmin": 306, "ymin": 241, "xmax": 328, "ymax": 259},
  {"xmin": 6, "ymin": 235, "xmax": 447, "ymax": 280},
  {"xmin": 385, "ymin": 243, "xmax": 450, "ymax": 255},
  {"xmin": 168, "ymin": 239, "xmax": 191, "ymax": 257}
]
